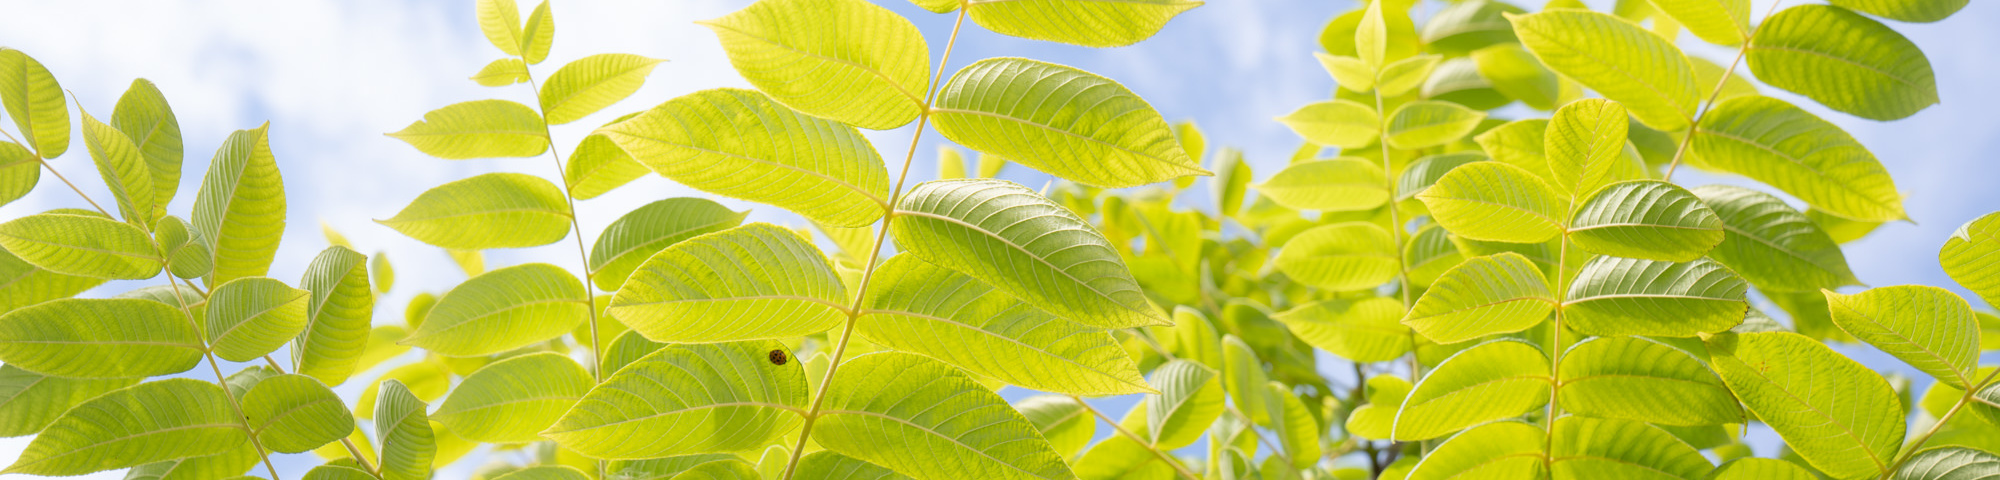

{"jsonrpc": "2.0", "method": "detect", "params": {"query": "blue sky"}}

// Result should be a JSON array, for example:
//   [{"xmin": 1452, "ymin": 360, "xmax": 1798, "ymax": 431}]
[{"xmin": 2, "ymin": 0, "xmax": 1998, "ymax": 475}]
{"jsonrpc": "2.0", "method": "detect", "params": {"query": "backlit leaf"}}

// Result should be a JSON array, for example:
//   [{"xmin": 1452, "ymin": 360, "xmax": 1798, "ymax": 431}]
[
  {"xmin": 1691, "ymin": 185, "xmax": 1861, "ymax": 291},
  {"xmin": 540, "ymin": 53, "xmax": 664, "ymax": 125},
  {"xmin": 1273, "ymin": 222, "xmax": 1399, "ymax": 292},
  {"xmin": 241, "ymin": 374, "xmax": 352, "ymax": 454},
  {"xmin": 588, "ymin": 198, "xmax": 745, "ymax": 291},
  {"xmin": 375, "ymin": 379, "xmax": 436, "ymax": 480},
  {"xmin": 1549, "ymin": 417, "xmax": 1713, "ymax": 480},
  {"xmin": 1147, "ymin": 360, "xmax": 1224, "ymax": 450},
  {"xmin": 599, "ymin": 88, "xmax": 891, "ymax": 227},
  {"xmin": 1567, "ymin": 181, "xmax": 1724, "ymax": 262},
  {"xmin": 1647, "ymin": 0, "xmax": 1750, "ymax": 45},
  {"xmin": 1016, "ymin": 396, "xmax": 1093, "ymax": 460},
  {"xmin": 1826, "ymin": 286, "xmax": 1979, "ymax": 389},
  {"xmin": 3, "ymin": 379, "xmax": 244, "ymax": 476},
  {"xmin": 1385, "ymin": 100, "xmax": 1486, "ymax": 150},
  {"xmin": 387, "ymin": 100, "xmax": 549, "ymax": 159},
  {"xmin": 1417, "ymin": 162, "xmax": 1565, "ymax": 243},
  {"xmin": 193, "ymin": 125, "xmax": 287, "ymax": 285},
  {"xmin": 0, "ymin": 245, "xmax": 102, "ymax": 313},
  {"xmin": 1942, "ymin": 212, "xmax": 2000, "ymax": 306},
  {"xmin": 815, "ymin": 352, "xmax": 1077, "ymax": 480},
  {"xmin": 1544, "ymin": 98, "xmax": 1627, "ymax": 197},
  {"xmin": 205, "ymin": 276, "xmax": 311, "ymax": 362},
  {"xmin": 700, "ymin": 0, "xmax": 928, "ymax": 130},
  {"xmin": 1563, "ymin": 256, "xmax": 1747, "ymax": 337},
  {"xmin": 0, "ymin": 48, "xmax": 69, "ymax": 158},
  {"xmin": 1747, "ymin": 5, "xmax": 1937, "ymax": 120},
  {"xmin": 405, "ymin": 263, "xmax": 588, "ymax": 356},
  {"xmin": 964, "ymin": 0, "xmax": 1198, "ymax": 48},
  {"xmin": 1511, "ymin": 10, "xmax": 1698, "ymax": 131},
  {"xmin": 1894, "ymin": 447, "xmax": 2000, "ymax": 480},
  {"xmin": 894, "ymin": 179, "xmax": 1166, "ymax": 328},
  {"xmin": 1392, "ymin": 339, "xmax": 1550, "ymax": 441},
  {"xmin": 1403, "ymin": 252, "xmax": 1554, "ymax": 344},
  {"xmin": 611, "ymin": 223, "xmax": 845, "ymax": 343},
  {"xmin": 1830, "ymin": 0, "xmax": 1969, "ymax": 23},
  {"xmin": 519, "ymin": 0, "xmax": 552, "ymax": 64},
  {"xmin": 932, "ymin": 58, "xmax": 1207, "ymax": 188},
  {"xmin": 434, "ymin": 352, "xmax": 591, "ymax": 443},
  {"xmin": 471, "ymin": 58, "xmax": 529, "ymax": 86},
  {"xmin": 294, "ymin": 246, "xmax": 373, "ymax": 385},
  {"xmin": 1692, "ymin": 96, "xmax": 1904, "ymax": 222},
  {"xmin": 378, "ymin": 172, "xmax": 572, "ymax": 250},
  {"xmin": 1276, "ymin": 297, "xmax": 1412, "ymax": 363},
  {"xmin": 1276, "ymin": 100, "xmax": 1378, "ymax": 149},
  {"xmin": 0, "ymin": 213, "xmax": 161, "ymax": 279},
  {"xmin": 0, "ymin": 365, "xmax": 136, "ymax": 437},
  {"xmin": 1708, "ymin": 332, "xmax": 1904, "ymax": 479},
  {"xmin": 859, "ymin": 255, "xmax": 1150, "ymax": 396},
  {"xmin": 0, "ymin": 298, "xmax": 203, "ymax": 378},
  {"xmin": 79, "ymin": 107, "xmax": 158, "ymax": 225},
  {"xmin": 1558, "ymin": 337, "xmax": 1742, "ymax": 426},
  {"xmin": 1404, "ymin": 421, "xmax": 1544, "ymax": 480},
  {"xmin": 0, "ymin": 142, "xmax": 36, "ymax": 207},
  {"xmin": 1254, "ymin": 158, "xmax": 1388, "ymax": 212},
  {"xmin": 546, "ymin": 341, "xmax": 807, "ymax": 459},
  {"xmin": 475, "ymin": 0, "xmax": 524, "ymax": 56}
]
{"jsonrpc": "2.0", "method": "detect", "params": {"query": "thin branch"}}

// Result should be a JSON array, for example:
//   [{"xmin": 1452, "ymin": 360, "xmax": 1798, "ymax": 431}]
[
  {"xmin": 1879, "ymin": 368, "xmax": 2000, "ymax": 479},
  {"xmin": 1071, "ymin": 395, "xmax": 1202, "ymax": 480},
  {"xmin": 1664, "ymin": 0, "xmax": 1790, "ymax": 180}
]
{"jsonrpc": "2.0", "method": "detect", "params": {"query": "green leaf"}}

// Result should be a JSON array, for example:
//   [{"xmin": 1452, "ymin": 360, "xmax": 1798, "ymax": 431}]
[
  {"xmin": 0, "ymin": 213, "xmax": 161, "ymax": 279},
  {"xmin": 893, "ymin": 179, "xmax": 1166, "ymax": 328},
  {"xmin": 377, "ymin": 172, "xmax": 571, "ymax": 250},
  {"xmin": 1406, "ymin": 224, "xmax": 1469, "ymax": 286},
  {"xmin": 815, "ymin": 352, "xmax": 1077, "ymax": 480},
  {"xmin": 405, "ymin": 263, "xmax": 588, "ymax": 356},
  {"xmin": 4, "ymin": 379, "xmax": 244, "ymax": 476},
  {"xmin": 794, "ymin": 451, "xmax": 910, "ymax": 480},
  {"xmin": 1708, "ymin": 332, "xmax": 1904, "ymax": 479},
  {"xmin": 610, "ymin": 223, "xmax": 845, "ymax": 343},
  {"xmin": 1709, "ymin": 458, "xmax": 1816, "ymax": 480},
  {"xmin": 155, "ymin": 216, "xmax": 212, "ymax": 279},
  {"xmin": 1691, "ymin": 185, "xmax": 1861, "ymax": 291},
  {"xmin": 0, "ymin": 244, "xmax": 103, "ymax": 313},
  {"xmin": 1396, "ymin": 152, "xmax": 1486, "ymax": 203},
  {"xmin": 0, "ymin": 365, "xmax": 136, "ymax": 437},
  {"xmin": 1692, "ymin": 96, "xmax": 1905, "ymax": 222},
  {"xmin": 1946, "ymin": 212, "xmax": 2000, "ymax": 306},
  {"xmin": 540, "ymin": 53, "xmax": 664, "ymax": 125},
  {"xmin": 241, "ymin": 374, "xmax": 351, "ymax": 454},
  {"xmin": 563, "ymin": 127, "xmax": 651, "ymax": 200},
  {"xmin": 1145, "ymin": 360, "xmax": 1223, "ymax": 450},
  {"xmin": 1826, "ymin": 286, "xmax": 1979, "ymax": 389},
  {"xmin": 354, "ymin": 362, "xmax": 449, "ymax": 419},
  {"xmin": 1275, "ymin": 100, "xmax": 1378, "ymax": 149},
  {"xmin": 1378, "ymin": 54, "xmax": 1442, "ymax": 97},
  {"xmin": 1563, "ymin": 256, "xmax": 1747, "ymax": 337},
  {"xmin": 1404, "ymin": 421, "xmax": 1545, "ymax": 480},
  {"xmin": 600, "ymin": 329, "xmax": 665, "ymax": 377},
  {"xmin": 357, "ymin": 326, "xmax": 411, "ymax": 373},
  {"xmin": 1392, "ymin": 339, "xmax": 1550, "ymax": 441},
  {"xmin": 80, "ymin": 106, "xmax": 159, "ymax": 226},
  {"xmin": 964, "ymin": 0, "xmax": 1198, "ymax": 48},
  {"xmin": 1265, "ymin": 381, "xmax": 1322, "ymax": 469},
  {"xmin": 193, "ymin": 125, "xmax": 287, "ymax": 285},
  {"xmin": 1748, "ymin": 5, "xmax": 1937, "ymax": 120},
  {"xmin": 859, "ymin": 255, "xmax": 1150, "ymax": 395},
  {"xmin": 1213, "ymin": 148, "xmax": 1252, "ymax": 218},
  {"xmin": 1403, "ymin": 252, "xmax": 1554, "ymax": 344},
  {"xmin": 434, "ymin": 352, "xmax": 591, "ymax": 443},
  {"xmin": 0, "ymin": 142, "xmax": 36, "ymax": 208},
  {"xmin": 0, "ymin": 48, "xmax": 69, "ymax": 158},
  {"xmin": 1475, "ymin": 119, "xmax": 1552, "ymax": 181},
  {"xmin": 1421, "ymin": 0, "xmax": 1524, "ymax": 55},
  {"xmin": 599, "ymin": 88, "xmax": 890, "ymax": 227},
  {"xmin": 1894, "ymin": 447, "xmax": 2000, "ymax": 480},
  {"xmin": 1275, "ymin": 297, "xmax": 1413, "ymax": 363},
  {"xmin": 206, "ymin": 277, "xmax": 309, "ymax": 362},
  {"xmin": 1544, "ymin": 98, "xmax": 1627, "ymax": 197},
  {"xmin": 375, "ymin": 379, "xmax": 436, "ymax": 480},
  {"xmin": 1273, "ymin": 222, "xmax": 1399, "ymax": 291},
  {"xmin": 387, "ymin": 100, "xmax": 550, "ymax": 159},
  {"xmin": 294, "ymin": 246, "xmax": 373, "ymax": 385},
  {"xmin": 1473, "ymin": 43, "xmax": 1563, "ymax": 110},
  {"xmin": 1567, "ymin": 181, "xmax": 1725, "ymax": 262},
  {"xmin": 547, "ymin": 341, "xmax": 807, "ymax": 458},
  {"xmin": 127, "ymin": 442, "xmax": 262, "ymax": 480},
  {"xmin": 471, "ymin": 58, "xmax": 529, "ymax": 86},
  {"xmin": 1549, "ymin": 417, "xmax": 1713, "ymax": 480},
  {"xmin": 700, "ymin": 0, "xmax": 927, "ymax": 130},
  {"xmin": 1319, "ymin": 53, "xmax": 1376, "ymax": 92},
  {"xmin": 1510, "ymin": 10, "xmax": 1698, "ymax": 131},
  {"xmin": 1557, "ymin": 337, "xmax": 1742, "ymax": 426},
  {"xmin": 1254, "ymin": 158, "xmax": 1388, "ymax": 212},
  {"xmin": 1221, "ymin": 335, "xmax": 1270, "ymax": 426},
  {"xmin": 1385, "ymin": 100, "xmax": 1487, "ymax": 150},
  {"xmin": 1016, "ymin": 396, "xmax": 1093, "ymax": 459},
  {"xmin": 519, "ymin": 0, "xmax": 552, "ymax": 64},
  {"xmin": 588, "ymin": 198, "xmax": 746, "ymax": 291},
  {"xmin": 1830, "ymin": 0, "xmax": 1969, "ymax": 23},
  {"xmin": 491, "ymin": 466, "xmax": 592, "ymax": 480},
  {"xmin": 476, "ymin": 0, "xmax": 524, "ymax": 56},
  {"xmin": 1356, "ymin": 0, "xmax": 1390, "ymax": 69},
  {"xmin": 1417, "ymin": 162, "xmax": 1565, "ymax": 243},
  {"xmin": 931, "ymin": 58, "xmax": 1208, "ymax": 188},
  {"xmin": 1648, "ymin": 0, "xmax": 1750, "ymax": 45},
  {"xmin": 0, "ymin": 298, "xmax": 203, "ymax": 378},
  {"xmin": 112, "ymin": 79, "xmax": 183, "ymax": 217}
]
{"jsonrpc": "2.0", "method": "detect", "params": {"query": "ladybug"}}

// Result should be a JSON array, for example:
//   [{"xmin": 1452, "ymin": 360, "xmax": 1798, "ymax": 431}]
[{"xmin": 768, "ymin": 349, "xmax": 788, "ymax": 365}]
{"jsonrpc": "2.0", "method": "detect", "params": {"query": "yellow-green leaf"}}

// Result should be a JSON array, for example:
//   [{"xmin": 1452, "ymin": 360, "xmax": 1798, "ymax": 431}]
[
  {"xmin": 1511, "ymin": 10, "xmax": 1698, "ymax": 131},
  {"xmin": 546, "ymin": 341, "xmax": 808, "ymax": 459},
  {"xmin": 206, "ymin": 276, "xmax": 310, "ymax": 362},
  {"xmin": 539, "ymin": 54, "xmax": 664, "ymax": 125},
  {"xmin": 1273, "ymin": 222, "xmax": 1399, "ymax": 292},
  {"xmin": 964, "ymin": 0, "xmax": 1199, "ymax": 48},
  {"xmin": 1274, "ymin": 297, "xmax": 1412, "ymax": 363},
  {"xmin": 377, "ymin": 172, "xmax": 571, "ymax": 250},
  {"xmin": 815, "ymin": 352, "xmax": 1077, "ymax": 480},
  {"xmin": 3, "ymin": 379, "xmax": 245, "ymax": 476},
  {"xmin": 1392, "ymin": 339, "xmax": 1550, "ymax": 441},
  {"xmin": 1692, "ymin": 96, "xmax": 1905, "ymax": 222},
  {"xmin": 0, "ymin": 213, "xmax": 161, "ymax": 279},
  {"xmin": 931, "ymin": 58, "xmax": 1208, "ymax": 188},
  {"xmin": 405, "ymin": 263, "xmax": 588, "ymax": 356},
  {"xmin": 1708, "ymin": 332, "xmax": 1904, "ymax": 479},
  {"xmin": 1416, "ymin": 161, "xmax": 1565, "ymax": 243},
  {"xmin": 1385, "ymin": 100, "xmax": 1487, "ymax": 150},
  {"xmin": 0, "ymin": 48, "xmax": 69, "ymax": 159},
  {"xmin": 434, "ymin": 352, "xmax": 591, "ymax": 443},
  {"xmin": 611, "ymin": 223, "xmax": 845, "ymax": 343},
  {"xmin": 193, "ymin": 125, "xmax": 287, "ymax": 285},
  {"xmin": 1403, "ymin": 252, "xmax": 1554, "ymax": 344},
  {"xmin": 1254, "ymin": 158, "xmax": 1388, "ymax": 212},
  {"xmin": 1826, "ymin": 286, "xmax": 1979, "ymax": 390},
  {"xmin": 387, "ymin": 100, "xmax": 549, "ymax": 159},
  {"xmin": 701, "ymin": 0, "xmax": 928, "ymax": 130},
  {"xmin": 1747, "ymin": 5, "xmax": 1937, "ymax": 120},
  {"xmin": 111, "ymin": 79, "xmax": 183, "ymax": 216},
  {"xmin": 1567, "ymin": 181, "xmax": 1725, "ymax": 262},
  {"xmin": 1276, "ymin": 100, "xmax": 1378, "ymax": 149},
  {"xmin": 589, "ymin": 198, "xmax": 746, "ymax": 291},
  {"xmin": 1558, "ymin": 337, "xmax": 1742, "ymax": 426}
]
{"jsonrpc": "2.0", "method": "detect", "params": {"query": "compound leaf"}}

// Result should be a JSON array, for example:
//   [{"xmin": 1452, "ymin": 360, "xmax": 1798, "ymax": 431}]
[
  {"xmin": 1273, "ymin": 222, "xmax": 1399, "ymax": 292},
  {"xmin": 387, "ymin": 100, "xmax": 549, "ymax": 159},
  {"xmin": 1417, "ymin": 161, "xmax": 1565, "ymax": 243},
  {"xmin": 701, "ymin": 0, "xmax": 928, "ymax": 130},
  {"xmin": 294, "ymin": 246, "xmax": 374, "ymax": 385},
  {"xmin": 1563, "ymin": 256, "xmax": 1748, "ymax": 337},
  {"xmin": 1567, "ymin": 181, "xmax": 1724, "ymax": 262},
  {"xmin": 1707, "ymin": 331, "xmax": 1904, "ymax": 479},
  {"xmin": 0, "ymin": 213, "xmax": 160, "ymax": 279},
  {"xmin": 3, "ymin": 379, "xmax": 244, "ymax": 476},
  {"xmin": 1403, "ymin": 252, "xmax": 1554, "ymax": 344},
  {"xmin": 404, "ymin": 263, "xmax": 588, "ymax": 356},
  {"xmin": 1747, "ymin": 5, "xmax": 1937, "ymax": 120},
  {"xmin": 192, "ymin": 125, "xmax": 287, "ymax": 285},
  {"xmin": 433, "ymin": 352, "xmax": 592, "ymax": 443},
  {"xmin": 378, "ymin": 172, "xmax": 571, "ymax": 250},
  {"xmin": 205, "ymin": 276, "xmax": 311, "ymax": 362},
  {"xmin": 546, "ymin": 341, "xmax": 808, "ymax": 459},
  {"xmin": 1557, "ymin": 337, "xmax": 1742, "ymax": 426},
  {"xmin": 1392, "ymin": 339, "xmax": 1550, "ymax": 441},
  {"xmin": 0, "ymin": 48, "xmax": 69, "ymax": 158},
  {"xmin": 540, "ymin": 54, "xmax": 664, "ymax": 125},
  {"xmin": 0, "ymin": 298, "xmax": 203, "ymax": 378},
  {"xmin": 931, "ymin": 58, "xmax": 1207, "ymax": 188},
  {"xmin": 815, "ymin": 352, "xmax": 1077, "ymax": 480},
  {"xmin": 1511, "ymin": 10, "xmax": 1698, "ymax": 131},
  {"xmin": 610, "ymin": 223, "xmax": 846, "ymax": 343}
]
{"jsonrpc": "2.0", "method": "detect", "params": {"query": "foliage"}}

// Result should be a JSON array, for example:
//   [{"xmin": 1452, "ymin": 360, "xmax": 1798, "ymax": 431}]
[{"xmin": 0, "ymin": 0, "xmax": 1992, "ymax": 479}]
